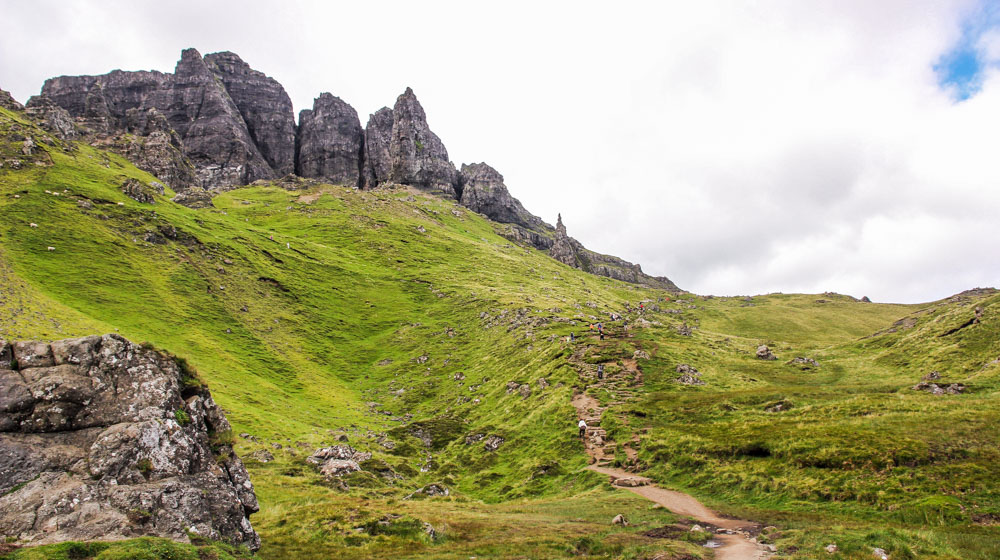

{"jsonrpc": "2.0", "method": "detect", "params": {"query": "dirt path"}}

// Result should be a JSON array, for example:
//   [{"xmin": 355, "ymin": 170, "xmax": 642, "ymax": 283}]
[{"xmin": 570, "ymin": 331, "xmax": 770, "ymax": 560}]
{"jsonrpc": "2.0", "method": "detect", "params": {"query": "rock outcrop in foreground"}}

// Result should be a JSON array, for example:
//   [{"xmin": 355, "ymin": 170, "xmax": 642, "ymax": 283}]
[{"xmin": 0, "ymin": 335, "xmax": 260, "ymax": 550}]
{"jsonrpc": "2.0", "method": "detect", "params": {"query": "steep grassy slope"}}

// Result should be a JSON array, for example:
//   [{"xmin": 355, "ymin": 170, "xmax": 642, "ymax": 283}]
[
  {"xmin": 2, "ymin": 104, "xmax": 998, "ymax": 560},
  {"xmin": 0, "ymin": 107, "xmax": 706, "ymax": 560}
]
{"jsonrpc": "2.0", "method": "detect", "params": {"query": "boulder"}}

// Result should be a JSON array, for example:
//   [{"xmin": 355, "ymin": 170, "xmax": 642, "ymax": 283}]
[
  {"xmin": 676, "ymin": 373, "xmax": 705, "ymax": 386},
  {"xmin": 922, "ymin": 371, "xmax": 941, "ymax": 381},
  {"xmin": 171, "ymin": 187, "xmax": 213, "ymax": 208},
  {"xmin": 611, "ymin": 514, "xmax": 628, "ymax": 526},
  {"xmin": 756, "ymin": 345, "xmax": 777, "ymax": 360},
  {"xmin": 676, "ymin": 364, "xmax": 699, "ymax": 375},
  {"xmin": 789, "ymin": 357, "xmax": 820, "ymax": 368},
  {"xmin": 912, "ymin": 382, "xmax": 965, "ymax": 395},
  {"xmin": 0, "ymin": 335, "xmax": 259, "ymax": 550},
  {"xmin": 296, "ymin": 93, "xmax": 364, "ymax": 186},
  {"xmin": 121, "ymin": 177, "xmax": 161, "ymax": 204},
  {"xmin": 483, "ymin": 435, "xmax": 504, "ymax": 452}
]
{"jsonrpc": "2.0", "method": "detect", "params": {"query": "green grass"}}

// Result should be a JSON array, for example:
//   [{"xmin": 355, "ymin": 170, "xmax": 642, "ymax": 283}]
[{"xmin": 2, "ymin": 104, "xmax": 999, "ymax": 558}]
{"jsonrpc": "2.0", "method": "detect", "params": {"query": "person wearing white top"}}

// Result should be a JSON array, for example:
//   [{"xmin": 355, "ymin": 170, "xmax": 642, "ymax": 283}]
[{"xmin": 578, "ymin": 419, "xmax": 587, "ymax": 438}]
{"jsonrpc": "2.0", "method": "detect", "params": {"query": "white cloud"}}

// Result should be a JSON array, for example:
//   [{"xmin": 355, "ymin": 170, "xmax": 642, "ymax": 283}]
[{"xmin": 1, "ymin": 0, "xmax": 997, "ymax": 302}]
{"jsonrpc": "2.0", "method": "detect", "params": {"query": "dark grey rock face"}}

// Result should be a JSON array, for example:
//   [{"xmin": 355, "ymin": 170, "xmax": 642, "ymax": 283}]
[
  {"xmin": 362, "ymin": 107, "xmax": 394, "ymax": 189},
  {"xmin": 24, "ymin": 95, "xmax": 77, "ymax": 140},
  {"xmin": 205, "ymin": 51, "xmax": 296, "ymax": 176},
  {"xmin": 549, "ymin": 214, "xmax": 578, "ymax": 268},
  {"xmin": 0, "ymin": 335, "xmax": 259, "ymax": 550},
  {"xmin": 458, "ymin": 162, "xmax": 540, "ymax": 228},
  {"xmin": 39, "ymin": 48, "xmax": 279, "ymax": 190},
  {"xmin": 159, "ymin": 48, "xmax": 274, "ymax": 187},
  {"xmin": 388, "ymin": 88, "xmax": 458, "ymax": 195},
  {"xmin": 297, "ymin": 93, "xmax": 363, "ymax": 186}
]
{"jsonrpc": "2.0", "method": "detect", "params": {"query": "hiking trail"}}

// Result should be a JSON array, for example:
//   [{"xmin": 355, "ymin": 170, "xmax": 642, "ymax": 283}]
[{"xmin": 571, "ymin": 316, "xmax": 771, "ymax": 560}]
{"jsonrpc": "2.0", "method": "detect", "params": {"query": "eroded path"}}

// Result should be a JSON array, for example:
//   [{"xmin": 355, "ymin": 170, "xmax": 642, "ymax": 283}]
[{"xmin": 571, "ymin": 326, "xmax": 770, "ymax": 560}]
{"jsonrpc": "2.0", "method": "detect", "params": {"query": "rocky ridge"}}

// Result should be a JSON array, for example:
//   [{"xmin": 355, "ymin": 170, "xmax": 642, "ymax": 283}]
[
  {"xmin": 17, "ymin": 48, "xmax": 678, "ymax": 290},
  {"xmin": 0, "ymin": 335, "xmax": 260, "ymax": 550}
]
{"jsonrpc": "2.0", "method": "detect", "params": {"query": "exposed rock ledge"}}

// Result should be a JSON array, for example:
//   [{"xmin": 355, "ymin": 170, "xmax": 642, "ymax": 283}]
[{"xmin": 0, "ymin": 335, "xmax": 260, "ymax": 550}]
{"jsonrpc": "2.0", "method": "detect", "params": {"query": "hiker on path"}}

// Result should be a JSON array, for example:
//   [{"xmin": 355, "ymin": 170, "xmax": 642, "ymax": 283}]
[
  {"xmin": 570, "ymin": 332, "xmax": 575, "ymax": 342},
  {"xmin": 598, "ymin": 364, "xmax": 604, "ymax": 379},
  {"xmin": 578, "ymin": 419, "xmax": 587, "ymax": 438}
]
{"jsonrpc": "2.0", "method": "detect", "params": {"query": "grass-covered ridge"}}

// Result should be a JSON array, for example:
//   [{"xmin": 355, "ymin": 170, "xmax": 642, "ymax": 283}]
[{"xmin": 2, "ymin": 104, "xmax": 999, "ymax": 559}]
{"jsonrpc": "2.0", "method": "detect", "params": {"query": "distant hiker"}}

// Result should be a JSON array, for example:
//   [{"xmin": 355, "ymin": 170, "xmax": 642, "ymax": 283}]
[
  {"xmin": 570, "ymin": 332, "xmax": 575, "ymax": 342},
  {"xmin": 598, "ymin": 364, "xmax": 604, "ymax": 379},
  {"xmin": 269, "ymin": 234, "xmax": 274, "ymax": 241},
  {"xmin": 578, "ymin": 419, "xmax": 587, "ymax": 438},
  {"xmin": 600, "ymin": 332, "xmax": 605, "ymax": 340}
]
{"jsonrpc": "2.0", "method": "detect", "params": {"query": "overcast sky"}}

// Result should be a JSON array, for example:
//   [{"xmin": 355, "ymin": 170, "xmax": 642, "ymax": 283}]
[{"xmin": 2, "ymin": 0, "xmax": 999, "ymax": 303}]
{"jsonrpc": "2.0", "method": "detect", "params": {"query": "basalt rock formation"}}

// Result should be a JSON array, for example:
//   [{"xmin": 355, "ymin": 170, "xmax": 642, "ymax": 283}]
[
  {"xmin": 458, "ymin": 162, "xmax": 539, "ymax": 229},
  {"xmin": 0, "ymin": 335, "xmax": 260, "ymax": 550},
  {"xmin": 26, "ymin": 48, "xmax": 679, "ymax": 290},
  {"xmin": 387, "ymin": 87, "xmax": 458, "ymax": 196},
  {"xmin": 205, "ymin": 51, "xmax": 297, "ymax": 176},
  {"xmin": 297, "ymin": 93, "xmax": 364, "ymax": 186},
  {"xmin": 37, "ymin": 48, "xmax": 278, "ymax": 190}
]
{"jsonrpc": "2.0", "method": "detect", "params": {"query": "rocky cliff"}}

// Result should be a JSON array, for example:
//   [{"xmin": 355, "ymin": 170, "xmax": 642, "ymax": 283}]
[
  {"xmin": 22, "ymin": 48, "xmax": 679, "ymax": 290},
  {"xmin": 297, "ymin": 93, "xmax": 364, "ymax": 185},
  {"xmin": 0, "ymin": 335, "xmax": 260, "ymax": 550}
]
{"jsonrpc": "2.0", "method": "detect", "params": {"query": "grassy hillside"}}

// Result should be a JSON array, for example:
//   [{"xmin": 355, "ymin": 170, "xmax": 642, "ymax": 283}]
[{"xmin": 2, "ymin": 104, "xmax": 999, "ymax": 559}]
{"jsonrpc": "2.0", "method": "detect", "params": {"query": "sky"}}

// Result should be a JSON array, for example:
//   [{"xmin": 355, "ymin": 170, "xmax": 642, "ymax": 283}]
[{"xmin": 2, "ymin": 0, "xmax": 999, "ymax": 303}]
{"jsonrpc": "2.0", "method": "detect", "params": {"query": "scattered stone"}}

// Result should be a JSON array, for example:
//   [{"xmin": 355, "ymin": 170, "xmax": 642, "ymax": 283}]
[
  {"xmin": 789, "ymin": 357, "xmax": 820, "ymax": 367},
  {"xmin": 271, "ymin": 442, "xmax": 283, "ymax": 450},
  {"xmin": 612, "ymin": 514, "xmax": 628, "ymax": 526},
  {"xmin": 21, "ymin": 137, "xmax": 35, "ymax": 156},
  {"xmin": 465, "ymin": 433, "xmax": 485, "ymax": 445},
  {"xmin": 825, "ymin": 543, "xmax": 838, "ymax": 554},
  {"xmin": 922, "ymin": 371, "xmax": 941, "ymax": 381},
  {"xmin": 172, "ymin": 187, "xmax": 214, "ymax": 209},
  {"xmin": 506, "ymin": 381, "xmax": 520, "ymax": 394},
  {"xmin": 483, "ymin": 435, "xmax": 504, "ymax": 452},
  {"xmin": 518, "ymin": 383, "xmax": 532, "ymax": 398},
  {"xmin": 405, "ymin": 483, "xmax": 450, "ymax": 500},
  {"xmin": 872, "ymin": 547, "xmax": 888, "ymax": 560},
  {"xmin": 121, "ymin": 177, "xmax": 158, "ymax": 204},
  {"xmin": 614, "ymin": 476, "xmax": 649, "ymax": 487},
  {"xmin": 676, "ymin": 364, "xmax": 699, "ymax": 375},
  {"xmin": 756, "ymin": 345, "xmax": 777, "ymax": 360},
  {"xmin": 676, "ymin": 373, "xmax": 705, "ymax": 386},
  {"xmin": 764, "ymin": 400, "xmax": 793, "ymax": 413},
  {"xmin": 677, "ymin": 322, "xmax": 693, "ymax": 336},
  {"xmin": 691, "ymin": 524, "xmax": 704, "ymax": 532},
  {"xmin": 538, "ymin": 377, "xmax": 549, "ymax": 389},
  {"xmin": 247, "ymin": 450, "xmax": 274, "ymax": 463},
  {"xmin": 633, "ymin": 349, "xmax": 650, "ymax": 359},
  {"xmin": 453, "ymin": 371, "xmax": 465, "ymax": 381},
  {"xmin": 414, "ymin": 354, "xmax": 429, "ymax": 364},
  {"xmin": 912, "ymin": 382, "xmax": 965, "ymax": 395}
]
